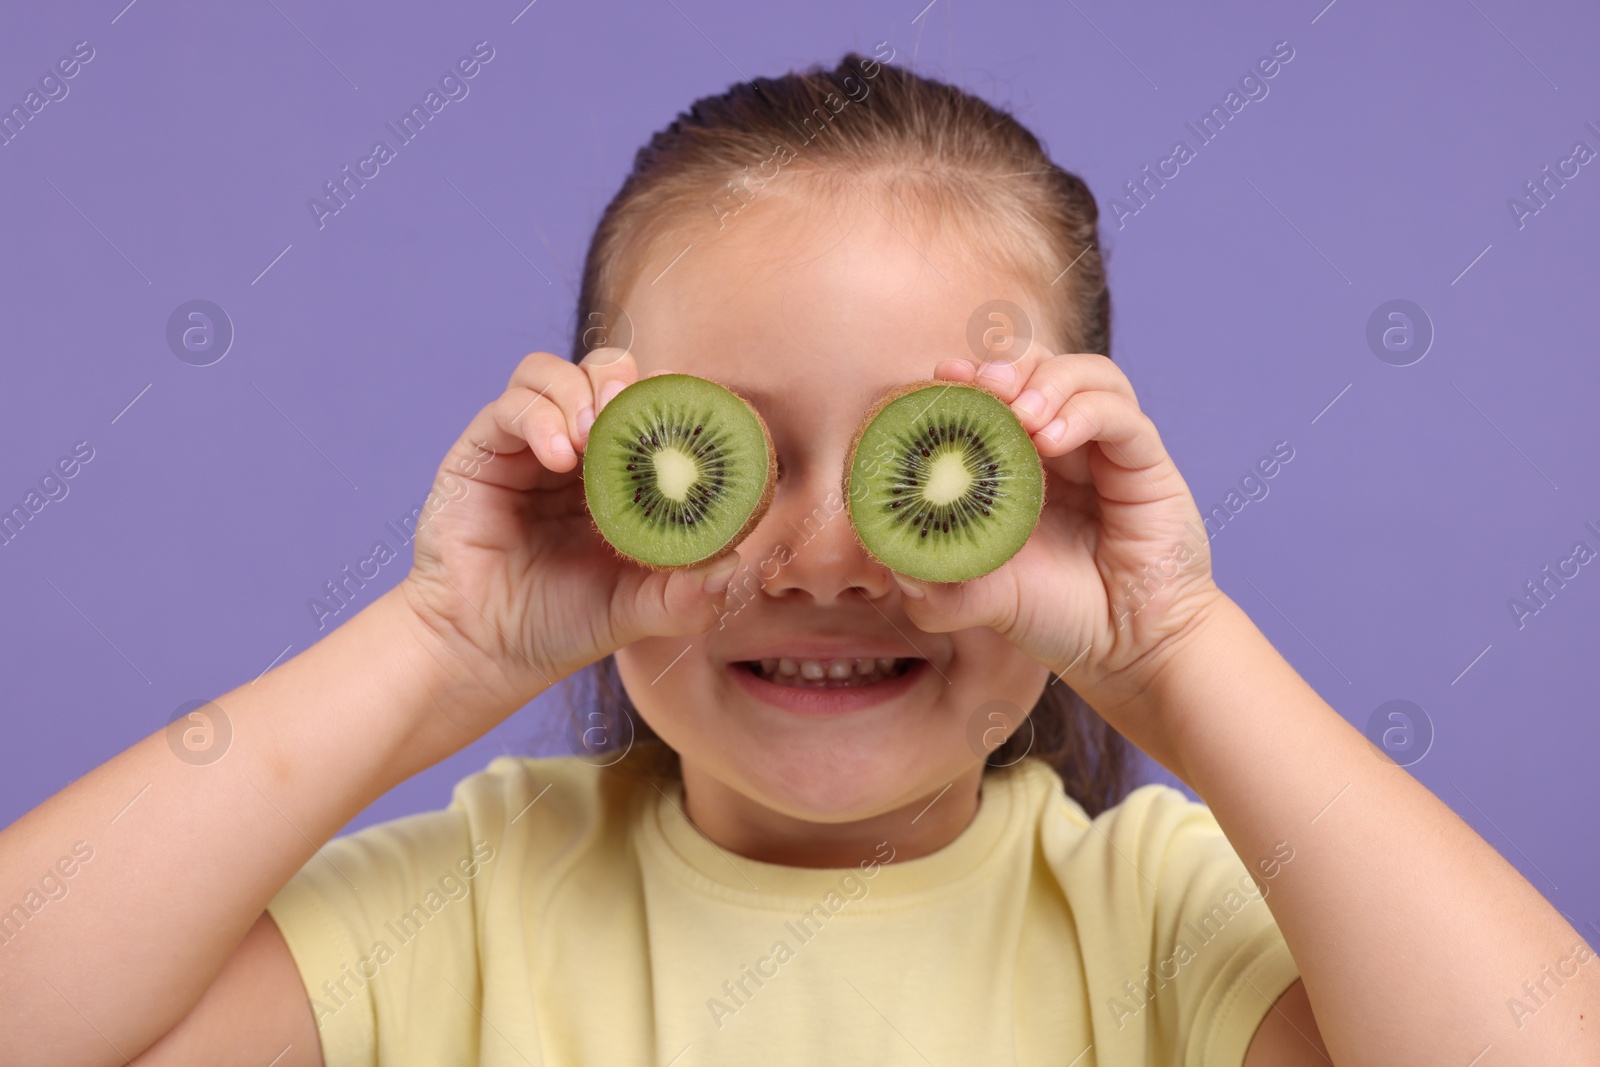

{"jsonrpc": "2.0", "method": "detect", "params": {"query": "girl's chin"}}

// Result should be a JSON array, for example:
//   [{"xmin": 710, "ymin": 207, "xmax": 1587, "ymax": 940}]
[{"xmin": 724, "ymin": 657, "xmax": 931, "ymax": 716}]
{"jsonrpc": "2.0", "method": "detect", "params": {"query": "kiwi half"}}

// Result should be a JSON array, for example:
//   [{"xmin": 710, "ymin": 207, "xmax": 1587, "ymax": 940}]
[
  {"xmin": 844, "ymin": 380, "xmax": 1043, "ymax": 583},
  {"xmin": 582, "ymin": 373, "xmax": 776, "ymax": 569}
]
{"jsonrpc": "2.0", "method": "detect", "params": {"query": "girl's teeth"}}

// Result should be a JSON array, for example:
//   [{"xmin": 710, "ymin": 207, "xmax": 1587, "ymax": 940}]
[{"xmin": 749, "ymin": 657, "xmax": 912, "ymax": 688}]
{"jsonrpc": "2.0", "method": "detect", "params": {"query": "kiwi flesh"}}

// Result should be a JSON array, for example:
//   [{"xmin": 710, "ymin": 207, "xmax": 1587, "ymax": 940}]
[
  {"xmin": 844, "ymin": 380, "xmax": 1043, "ymax": 583},
  {"xmin": 583, "ymin": 373, "xmax": 776, "ymax": 569}
]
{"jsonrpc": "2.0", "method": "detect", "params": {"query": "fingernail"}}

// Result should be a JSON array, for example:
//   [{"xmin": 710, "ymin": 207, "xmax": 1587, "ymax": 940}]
[
  {"xmin": 576, "ymin": 406, "xmax": 595, "ymax": 435},
  {"xmin": 978, "ymin": 360, "xmax": 1016, "ymax": 387},
  {"xmin": 1039, "ymin": 417, "xmax": 1068, "ymax": 445},
  {"xmin": 1014, "ymin": 389, "xmax": 1046, "ymax": 420},
  {"xmin": 597, "ymin": 380, "xmax": 626, "ymax": 410},
  {"xmin": 550, "ymin": 432, "xmax": 575, "ymax": 458},
  {"xmin": 700, "ymin": 554, "xmax": 740, "ymax": 595},
  {"xmin": 893, "ymin": 574, "xmax": 925, "ymax": 600}
]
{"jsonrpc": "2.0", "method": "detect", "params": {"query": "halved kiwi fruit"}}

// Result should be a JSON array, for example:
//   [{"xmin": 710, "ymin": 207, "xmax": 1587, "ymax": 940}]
[
  {"xmin": 844, "ymin": 380, "xmax": 1043, "ymax": 583},
  {"xmin": 582, "ymin": 373, "xmax": 776, "ymax": 569}
]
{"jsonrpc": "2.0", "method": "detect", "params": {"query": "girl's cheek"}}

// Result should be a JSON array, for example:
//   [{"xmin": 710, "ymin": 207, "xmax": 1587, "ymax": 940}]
[
  {"xmin": 949, "ymin": 631, "xmax": 1050, "ymax": 700},
  {"xmin": 616, "ymin": 641, "xmax": 672, "ymax": 692},
  {"xmin": 615, "ymin": 640, "xmax": 710, "ymax": 721}
]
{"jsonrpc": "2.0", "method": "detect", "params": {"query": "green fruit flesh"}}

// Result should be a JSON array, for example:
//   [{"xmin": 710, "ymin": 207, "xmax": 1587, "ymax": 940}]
[
  {"xmin": 583, "ymin": 374, "xmax": 772, "ymax": 568},
  {"xmin": 848, "ymin": 383, "xmax": 1043, "ymax": 582}
]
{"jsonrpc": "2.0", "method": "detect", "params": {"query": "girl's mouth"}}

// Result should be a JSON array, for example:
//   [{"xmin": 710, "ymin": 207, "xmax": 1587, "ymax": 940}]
[{"xmin": 735, "ymin": 657, "xmax": 920, "ymax": 689}]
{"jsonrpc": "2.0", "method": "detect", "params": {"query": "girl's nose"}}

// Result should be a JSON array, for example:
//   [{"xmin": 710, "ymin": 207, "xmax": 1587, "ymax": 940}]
[{"xmin": 744, "ymin": 462, "xmax": 895, "ymax": 605}]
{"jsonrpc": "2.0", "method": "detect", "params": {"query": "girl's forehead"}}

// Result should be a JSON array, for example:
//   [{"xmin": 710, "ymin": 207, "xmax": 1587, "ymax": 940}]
[{"xmin": 616, "ymin": 199, "xmax": 1050, "ymax": 410}]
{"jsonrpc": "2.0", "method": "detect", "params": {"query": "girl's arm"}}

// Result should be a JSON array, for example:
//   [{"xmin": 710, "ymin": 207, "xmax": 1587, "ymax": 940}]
[
  {"xmin": 1118, "ymin": 590, "xmax": 1598, "ymax": 1065},
  {"xmin": 903, "ymin": 351, "xmax": 1597, "ymax": 1064},
  {"xmin": 0, "ymin": 586, "xmax": 516, "ymax": 1066},
  {"xmin": 0, "ymin": 349, "xmax": 735, "ymax": 1066}
]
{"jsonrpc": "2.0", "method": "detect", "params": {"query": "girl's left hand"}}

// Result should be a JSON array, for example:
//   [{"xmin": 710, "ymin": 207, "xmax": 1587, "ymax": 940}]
[{"xmin": 896, "ymin": 350, "xmax": 1225, "ymax": 769}]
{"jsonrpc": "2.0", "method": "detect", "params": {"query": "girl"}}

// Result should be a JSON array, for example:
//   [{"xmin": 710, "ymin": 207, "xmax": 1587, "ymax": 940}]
[{"xmin": 2, "ymin": 52, "xmax": 1594, "ymax": 1067}]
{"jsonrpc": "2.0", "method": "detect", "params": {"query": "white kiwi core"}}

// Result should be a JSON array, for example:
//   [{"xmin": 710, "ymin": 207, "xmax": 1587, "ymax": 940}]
[{"xmin": 652, "ymin": 447, "xmax": 698, "ymax": 501}]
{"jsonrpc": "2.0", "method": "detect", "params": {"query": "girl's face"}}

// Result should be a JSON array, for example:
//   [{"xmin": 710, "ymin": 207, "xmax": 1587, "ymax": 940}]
[{"xmin": 612, "ymin": 188, "xmax": 1053, "ymax": 860}]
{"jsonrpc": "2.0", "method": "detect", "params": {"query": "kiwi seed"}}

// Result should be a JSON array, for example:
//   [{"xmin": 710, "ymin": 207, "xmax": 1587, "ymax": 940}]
[
  {"xmin": 582, "ymin": 373, "xmax": 776, "ymax": 569},
  {"xmin": 843, "ymin": 380, "xmax": 1043, "ymax": 583}
]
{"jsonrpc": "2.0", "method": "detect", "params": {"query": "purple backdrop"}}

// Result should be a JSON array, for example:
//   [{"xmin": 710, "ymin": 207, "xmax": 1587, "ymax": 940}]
[{"xmin": 2, "ymin": 0, "xmax": 1595, "ymax": 926}]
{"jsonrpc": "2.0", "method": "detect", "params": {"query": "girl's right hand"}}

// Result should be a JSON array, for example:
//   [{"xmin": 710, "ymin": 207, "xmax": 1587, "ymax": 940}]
[{"xmin": 397, "ymin": 348, "xmax": 741, "ymax": 720}]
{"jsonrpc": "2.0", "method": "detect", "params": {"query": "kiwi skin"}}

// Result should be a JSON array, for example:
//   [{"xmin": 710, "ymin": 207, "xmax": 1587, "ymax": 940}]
[
  {"xmin": 582, "ymin": 373, "xmax": 778, "ymax": 572},
  {"xmin": 841, "ymin": 378, "xmax": 1045, "ymax": 584}
]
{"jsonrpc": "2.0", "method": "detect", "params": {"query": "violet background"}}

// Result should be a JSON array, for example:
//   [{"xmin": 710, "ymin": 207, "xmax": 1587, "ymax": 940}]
[{"xmin": 1, "ymin": 0, "xmax": 1596, "ymax": 925}]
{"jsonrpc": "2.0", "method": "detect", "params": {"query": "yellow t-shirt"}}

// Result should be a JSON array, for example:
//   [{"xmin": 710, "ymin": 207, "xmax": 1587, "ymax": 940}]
[{"xmin": 267, "ymin": 754, "xmax": 1299, "ymax": 1066}]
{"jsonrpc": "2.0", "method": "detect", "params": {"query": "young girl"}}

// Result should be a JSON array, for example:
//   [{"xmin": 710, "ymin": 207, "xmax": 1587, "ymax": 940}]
[{"xmin": 2, "ymin": 52, "xmax": 1593, "ymax": 1067}]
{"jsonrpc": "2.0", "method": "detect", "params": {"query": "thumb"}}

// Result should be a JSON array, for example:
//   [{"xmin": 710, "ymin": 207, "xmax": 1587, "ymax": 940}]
[
  {"xmin": 893, "ymin": 568, "xmax": 1020, "ymax": 638},
  {"xmin": 612, "ymin": 551, "xmax": 743, "ymax": 643}
]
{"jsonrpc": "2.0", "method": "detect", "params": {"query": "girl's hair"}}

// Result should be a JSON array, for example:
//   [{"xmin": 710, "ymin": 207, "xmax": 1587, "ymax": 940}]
[{"xmin": 562, "ymin": 52, "xmax": 1133, "ymax": 817}]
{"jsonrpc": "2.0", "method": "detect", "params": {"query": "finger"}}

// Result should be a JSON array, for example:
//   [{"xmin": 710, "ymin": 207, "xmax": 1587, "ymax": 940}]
[
  {"xmin": 611, "ymin": 551, "xmax": 743, "ymax": 643},
  {"xmin": 433, "ymin": 426, "xmax": 537, "ymax": 496},
  {"xmin": 1008, "ymin": 353, "xmax": 1136, "ymax": 434},
  {"xmin": 1036, "ymin": 389, "xmax": 1168, "ymax": 474},
  {"xmin": 578, "ymin": 346, "xmax": 639, "ymax": 431},
  {"xmin": 508, "ymin": 352, "xmax": 600, "ymax": 449},
  {"xmin": 971, "ymin": 339, "xmax": 1053, "ymax": 402},
  {"xmin": 492, "ymin": 386, "xmax": 578, "ymax": 473},
  {"xmin": 891, "ymin": 566, "xmax": 1022, "ymax": 642},
  {"xmin": 440, "ymin": 393, "xmax": 542, "ymax": 493},
  {"xmin": 933, "ymin": 358, "xmax": 978, "ymax": 382}
]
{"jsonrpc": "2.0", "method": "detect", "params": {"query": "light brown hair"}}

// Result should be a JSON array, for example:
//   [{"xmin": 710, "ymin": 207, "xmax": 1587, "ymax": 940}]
[{"xmin": 564, "ymin": 52, "xmax": 1132, "ymax": 817}]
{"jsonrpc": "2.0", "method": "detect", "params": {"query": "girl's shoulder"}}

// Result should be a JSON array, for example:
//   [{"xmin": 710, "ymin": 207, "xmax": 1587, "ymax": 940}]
[
  {"xmin": 449, "ymin": 751, "xmax": 647, "ymax": 814},
  {"xmin": 445, "ymin": 751, "xmax": 657, "ymax": 859},
  {"xmin": 1024, "ymin": 760, "xmax": 1300, "ymax": 1057},
  {"xmin": 1012, "ymin": 758, "xmax": 1277, "ymax": 916}
]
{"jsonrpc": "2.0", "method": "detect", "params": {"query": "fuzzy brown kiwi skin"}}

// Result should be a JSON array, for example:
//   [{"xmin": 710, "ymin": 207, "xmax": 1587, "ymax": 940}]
[
  {"xmin": 583, "ymin": 376, "xmax": 778, "ymax": 573},
  {"xmin": 841, "ymin": 378, "xmax": 1046, "ymax": 585}
]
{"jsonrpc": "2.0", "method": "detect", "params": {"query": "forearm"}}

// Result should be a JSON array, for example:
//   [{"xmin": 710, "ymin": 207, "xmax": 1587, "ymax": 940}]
[
  {"xmin": 1116, "ymin": 593, "xmax": 1598, "ymax": 1065},
  {"xmin": 0, "ymin": 585, "xmax": 521, "ymax": 1066}
]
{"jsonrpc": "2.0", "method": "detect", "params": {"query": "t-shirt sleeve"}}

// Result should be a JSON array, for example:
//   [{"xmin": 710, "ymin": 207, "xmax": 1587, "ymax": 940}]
[
  {"xmin": 1064, "ymin": 783, "xmax": 1301, "ymax": 1066},
  {"xmin": 265, "ymin": 806, "xmax": 494, "ymax": 1067}
]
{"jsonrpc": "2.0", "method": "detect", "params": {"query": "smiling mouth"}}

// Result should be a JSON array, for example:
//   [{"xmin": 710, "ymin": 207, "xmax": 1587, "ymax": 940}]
[{"xmin": 736, "ymin": 657, "xmax": 920, "ymax": 689}]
